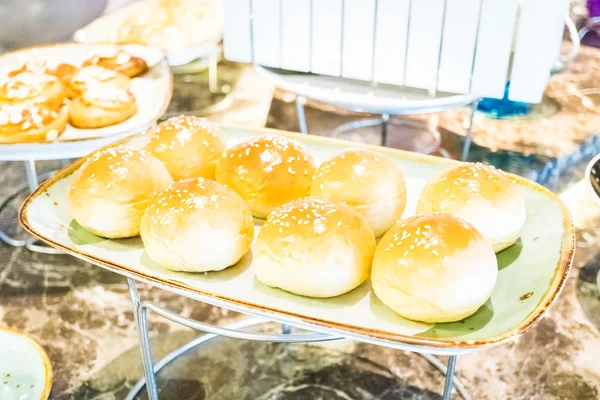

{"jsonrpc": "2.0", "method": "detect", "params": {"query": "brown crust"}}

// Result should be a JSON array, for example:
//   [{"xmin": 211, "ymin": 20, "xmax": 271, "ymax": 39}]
[{"xmin": 18, "ymin": 125, "xmax": 576, "ymax": 350}]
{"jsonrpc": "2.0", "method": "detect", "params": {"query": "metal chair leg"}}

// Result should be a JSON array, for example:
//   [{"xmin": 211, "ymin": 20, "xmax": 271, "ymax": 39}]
[{"xmin": 296, "ymin": 96, "xmax": 309, "ymax": 134}]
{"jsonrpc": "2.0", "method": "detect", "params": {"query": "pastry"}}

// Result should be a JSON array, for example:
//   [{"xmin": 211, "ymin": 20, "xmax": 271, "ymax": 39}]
[
  {"xmin": 141, "ymin": 178, "xmax": 254, "ymax": 272},
  {"xmin": 145, "ymin": 116, "xmax": 226, "ymax": 180},
  {"xmin": 67, "ymin": 65, "xmax": 130, "ymax": 99},
  {"xmin": 68, "ymin": 145, "xmax": 173, "ymax": 238},
  {"xmin": 83, "ymin": 51, "xmax": 148, "ymax": 78},
  {"xmin": 254, "ymin": 197, "xmax": 376, "ymax": 298},
  {"xmin": 0, "ymin": 103, "xmax": 68, "ymax": 143},
  {"xmin": 417, "ymin": 163, "xmax": 526, "ymax": 252},
  {"xmin": 68, "ymin": 87, "xmax": 137, "ymax": 129},
  {"xmin": 371, "ymin": 214, "xmax": 498, "ymax": 323},
  {"xmin": 8, "ymin": 61, "xmax": 78, "ymax": 85},
  {"xmin": 0, "ymin": 72, "xmax": 66, "ymax": 109},
  {"xmin": 215, "ymin": 134, "xmax": 316, "ymax": 218},
  {"xmin": 311, "ymin": 148, "xmax": 407, "ymax": 237}
]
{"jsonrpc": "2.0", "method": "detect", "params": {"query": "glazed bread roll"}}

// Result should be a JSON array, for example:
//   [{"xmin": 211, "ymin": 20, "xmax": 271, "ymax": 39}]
[
  {"xmin": 372, "ymin": 214, "xmax": 498, "ymax": 323},
  {"xmin": 417, "ymin": 163, "xmax": 526, "ymax": 252},
  {"xmin": 0, "ymin": 103, "xmax": 68, "ymax": 143},
  {"xmin": 215, "ymin": 134, "xmax": 316, "ymax": 218},
  {"xmin": 141, "ymin": 178, "xmax": 254, "ymax": 272},
  {"xmin": 67, "ymin": 65, "xmax": 130, "ymax": 99},
  {"xmin": 145, "ymin": 116, "xmax": 226, "ymax": 180},
  {"xmin": 68, "ymin": 87, "xmax": 137, "ymax": 129},
  {"xmin": 83, "ymin": 51, "xmax": 148, "ymax": 78},
  {"xmin": 254, "ymin": 197, "xmax": 376, "ymax": 298},
  {"xmin": 311, "ymin": 148, "xmax": 407, "ymax": 237},
  {"xmin": 0, "ymin": 72, "xmax": 66, "ymax": 109},
  {"xmin": 68, "ymin": 145, "xmax": 173, "ymax": 238}
]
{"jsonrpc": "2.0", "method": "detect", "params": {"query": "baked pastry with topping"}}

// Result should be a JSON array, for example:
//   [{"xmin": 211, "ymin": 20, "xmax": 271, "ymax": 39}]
[
  {"xmin": 215, "ymin": 134, "xmax": 316, "ymax": 219},
  {"xmin": 311, "ymin": 148, "xmax": 407, "ymax": 237},
  {"xmin": 8, "ymin": 61, "xmax": 78, "ymax": 85},
  {"xmin": 68, "ymin": 145, "xmax": 173, "ymax": 238},
  {"xmin": 0, "ymin": 103, "xmax": 68, "ymax": 143},
  {"xmin": 68, "ymin": 87, "xmax": 137, "ymax": 129},
  {"xmin": 372, "ymin": 213, "xmax": 498, "ymax": 323},
  {"xmin": 417, "ymin": 163, "xmax": 526, "ymax": 252},
  {"xmin": 145, "ymin": 116, "xmax": 226, "ymax": 181},
  {"xmin": 83, "ymin": 50, "xmax": 148, "ymax": 78},
  {"xmin": 0, "ymin": 72, "xmax": 66, "ymax": 109},
  {"xmin": 254, "ymin": 197, "xmax": 376, "ymax": 298},
  {"xmin": 141, "ymin": 178, "xmax": 254, "ymax": 272},
  {"xmin": 67, "ymin": 65, "xmax": 130, "ymax": 99}
]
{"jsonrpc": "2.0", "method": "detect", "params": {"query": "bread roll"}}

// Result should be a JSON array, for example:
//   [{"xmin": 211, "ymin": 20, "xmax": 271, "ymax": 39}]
[
  {"xmin": 68, "ymin": 145, "xmax": 173, "ymax": 238},
  {"xmin": 372, "ymin": 214, "xmax": 498, "ymax": 323},
  {"xmin": 417, "ymin": 162, "xmax": 526, "ymax": 252},
  {"xmin": 83, "ymin": 51, "xmax": 148, "ymax": 78},
  {"xmin": 67, "ymin": 65, "xmax": 130, "ymax": 99},
  {"xmin": 215, "ymin": 134, "xmax": 316, "ymax": 218},
  {"xmin": 0, "ymin": 72, "xmax": 66, "ymax": 109},
  {"xmin": 311, "ymin": 148, "xmax": 407, "ymax": 237},
  {"xmin": 141, "ymin": 178, "xmax": 254, "ymax": 272},
  {"xmin": 0, "ymin": 103, "xmax": 68, "ymax": 143},
  {"xmin": 145, "ymin": 116, "xmax": 226, "ymax": 180},
  {"xmin": 254, "ymin": 197, "xmax": 376, "ymax": 298},
  {"xmin": 68, "ymin": 87, "xmax": 137, "ymax": 129}
]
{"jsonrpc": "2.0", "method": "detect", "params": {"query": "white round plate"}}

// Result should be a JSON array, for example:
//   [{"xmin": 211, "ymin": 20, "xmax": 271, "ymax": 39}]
[
  {"xmin": 73, "ymin": 1, "xmax": 223, "ymax": 67},
  {"xmin": 0, "ymin": 43, "xmax": 172, "ymax": 161},
  {"xmin": 255, "ymin": 66, "xmax": 477, "ymax": 115},
  {"xmin": 0, "ymin": 328, "xmax": 52, "ymax": 400}
]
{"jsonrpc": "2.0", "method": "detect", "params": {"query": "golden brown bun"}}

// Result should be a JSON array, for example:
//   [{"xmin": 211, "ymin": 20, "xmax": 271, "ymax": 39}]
[
  {"xmin": 416, "ymin": 163, "xmax": 526, "ymax": 252},
  {"xmin": 215, "ymin": 134, "xmax": 316, "ymax": 218},
  {"xmin": 141, "ymin": 178, "xmax": 254, "ymax": 272},
  {"xmin": 8, "ymin": 62, "xmax": 78, "ymax": 86},
  {"xmin": 0, "ymin": 103, "xmax": 68, "ymax": 143},
  {"xmin": 372, "ymin": 213, "xmax": 498, "ymax": 323},
  {"xmin": 68, "ymin": 87, "xmax": 137, "ymax": 129},
  {"xmin": 145, "ymin": 116, "xmax": 226, "ymax": 181},
  {"xmin": 68, "ymin": 145, "xmax": 173, "ymax": 238},
  {"xmin": 83, "ymin": 51, "xmax": 148, "ymax": 78},
  {"xmin": 311, "ymin": 148, "xmax": 407, "ymax": 237},
  {"xmin": 67, "ymin": 66, "xmax": 130, "ymax": 99},
  {"xmin": 254, "ymin": 196, "xmax": 376, "ymax": 298},
  {"xmin": 0, "ymin": 72, "xmax": 66, "ymax": 109}
]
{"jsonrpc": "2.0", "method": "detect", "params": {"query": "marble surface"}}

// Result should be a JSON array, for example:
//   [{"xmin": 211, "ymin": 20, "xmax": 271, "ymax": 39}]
[{"xmin": 1, "ymin": 63, "xmax": 600, "ymax": 400}]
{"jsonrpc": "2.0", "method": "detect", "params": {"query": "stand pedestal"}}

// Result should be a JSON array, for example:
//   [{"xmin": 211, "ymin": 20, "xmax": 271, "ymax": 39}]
[{"xmin": 125, "ymin": 278, "xmax": 470, "ymax": 400}]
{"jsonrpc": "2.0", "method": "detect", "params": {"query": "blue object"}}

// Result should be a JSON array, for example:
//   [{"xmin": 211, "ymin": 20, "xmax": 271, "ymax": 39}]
[{"xmin": 477, "ymin": 82, "xmax": 533, "ymax": 119}]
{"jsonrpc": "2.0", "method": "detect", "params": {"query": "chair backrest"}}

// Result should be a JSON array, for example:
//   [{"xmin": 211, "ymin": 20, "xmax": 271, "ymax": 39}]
[{"xmin": 222, "ymin": 0, "xmax": 570, "ymax": 104}]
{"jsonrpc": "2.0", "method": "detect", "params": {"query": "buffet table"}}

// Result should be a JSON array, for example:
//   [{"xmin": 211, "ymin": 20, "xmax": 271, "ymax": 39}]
[{"xmin": 1, "ymin": 61, "xmax": 600, "ymax": 400}]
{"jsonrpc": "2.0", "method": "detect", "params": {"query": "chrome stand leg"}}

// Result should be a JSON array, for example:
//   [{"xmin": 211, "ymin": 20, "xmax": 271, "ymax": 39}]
[
  {"xmin": 381, "ymin": 113, "xmax": 390, "ymax": 146},
  {"xmin": 24, "ymin": 160, "xmax": 39, "ymax": 193},
  {"xmin": 442, "ymin": 355, "xmax": 458, "ymax": 400},
  {"xmin": 208, "ymin": 46, "xmax": 219, "ymax": 94},
  {"xmin": 461, "ymin": 101, "xmax": 478, "ymax": 162},
  {"xmin": 127, "ymin": 278, "xmax": 159, "ymax": 400},
  {"xmin": 296, "ymin": 96, "xmax": 308, "ymax": 134}
]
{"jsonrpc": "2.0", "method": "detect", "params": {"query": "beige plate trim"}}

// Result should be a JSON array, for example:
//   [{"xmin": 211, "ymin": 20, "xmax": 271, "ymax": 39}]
[{"xmin": 19, "ymin": 125, "xmax": 575, "ymax": 350}]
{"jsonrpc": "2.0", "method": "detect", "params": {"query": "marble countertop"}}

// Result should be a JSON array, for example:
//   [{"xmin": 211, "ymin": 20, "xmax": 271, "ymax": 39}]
[{"xmin": 1, "ymin": 62, "xmax": 600, "ymax": 400}]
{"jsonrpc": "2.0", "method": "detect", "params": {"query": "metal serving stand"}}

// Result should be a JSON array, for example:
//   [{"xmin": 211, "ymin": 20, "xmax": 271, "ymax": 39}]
[{"xmin": 124, "ymin": 278, "xmax": 471, "ymax": 400}]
